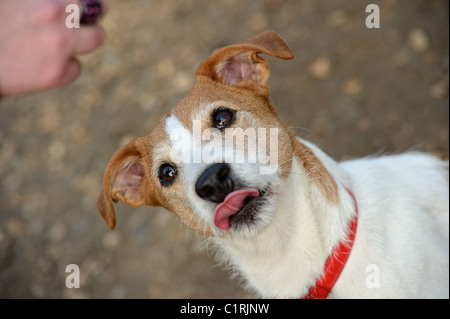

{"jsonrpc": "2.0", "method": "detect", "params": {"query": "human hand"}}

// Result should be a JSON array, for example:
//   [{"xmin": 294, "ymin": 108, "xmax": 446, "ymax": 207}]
[{"xmin": 0, "ymin": 0, "xmax": 106, "ymax": 97}]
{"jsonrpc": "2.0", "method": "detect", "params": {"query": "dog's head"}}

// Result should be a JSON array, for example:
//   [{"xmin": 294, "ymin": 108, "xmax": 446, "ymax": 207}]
[{"xmin": 97, "ymin": 31, "xmax": 337, "ymax": 237}]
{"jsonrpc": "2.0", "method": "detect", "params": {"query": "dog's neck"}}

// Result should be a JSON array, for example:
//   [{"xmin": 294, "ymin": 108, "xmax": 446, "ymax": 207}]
[{"xmin": 211, "ymin": 138, "xmax": 356, "ymax": 298}]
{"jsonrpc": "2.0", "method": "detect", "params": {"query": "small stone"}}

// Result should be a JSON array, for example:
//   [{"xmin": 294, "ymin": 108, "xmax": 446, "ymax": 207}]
[
  {"xmin": 249, "ymin": 13, "xmax": 269, "ymax": 32},
  {"xmin": 47, "ymin": 140, "xmax": 66, "ymax": 162},
  {"xmin": 172, "ymin": 72, "xmax": 193, "ymax": 93},
  {"xmin": 394, "ymin": 50, "xmax": 411, "ymax": 66},
  {"xmin": 137, "ymin": 93, "xmax": 157, "ymax": 112},
  {"xmin": 310, "ymin": 57, "xmax": 331, "ymax": 80},
  {"xmin": 48, "ymin": 222, "xmax": 66, "ymax": 242},
  {"xmin": 356, "ymin": 117, "xmax": 372, "ymax": 132},
  {"xmin": 429, "ymin": 75, "xmax": 449, "ymax": 99},
  {"xmin": 7, "ymin": 218, "xmax": 25, "ymax": 237},
  {"xmin": 342, "ymin": 78, "xmax": 362, "ymax": 95},
  {"xmin": 103, "ymin": 231, "xmax": 122, "ymax": 249},
  {"xmin": 36, "ymin": 104, "xmax": 62, "ymax": 134},
  {"xmin": 74, "ymin": 171, "xmax": 101, "ymax": 196},
  {"xmin": 157, "ymin": 58, "xmax": 175, "ymax": 79},
  {"xmin": 408, "ymin": 29, "xmax": 430, "ymax": 53},
  {"xmin": 326, "ymin": 10, "xmax": 350, "ymax": 29}
]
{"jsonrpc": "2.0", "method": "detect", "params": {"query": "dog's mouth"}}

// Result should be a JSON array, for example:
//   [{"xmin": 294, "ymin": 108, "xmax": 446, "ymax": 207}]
[{"xmin": 214, "ymin": 186, "xmax": 270, "ymax": 230}]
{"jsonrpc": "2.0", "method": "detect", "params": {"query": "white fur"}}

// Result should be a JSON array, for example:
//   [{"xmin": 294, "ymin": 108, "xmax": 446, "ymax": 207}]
[
  {"xmin": 209, "ymin": 142, "xmax": 449, "ymax": 298},
  {"xmin": 165, "ymin": 112, "xmax": 281, "ymax": 234},
  {"xmin": 167, "ymin": 111, "xmax": 449, "ymax": 298}
]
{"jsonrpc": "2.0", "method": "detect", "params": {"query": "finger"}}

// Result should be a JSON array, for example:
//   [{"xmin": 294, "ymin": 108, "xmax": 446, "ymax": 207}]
[
  {"xmin": 56, "ymin": 57, "xmax": 82, "ymax": 88},
  {"xmin": 29, "ymin": 0, "xmax": 81, "ymax": 26},
  {"xmin": 4, "ymin": 57, "xmax": 81, "ymax": 96},
  {"xmin": 69, "ymin": 25, "xmax": 106, "ymax": 55},
  {"xmin": 101, "ymin": 0, "xmax": 108, "ymax": 15}
]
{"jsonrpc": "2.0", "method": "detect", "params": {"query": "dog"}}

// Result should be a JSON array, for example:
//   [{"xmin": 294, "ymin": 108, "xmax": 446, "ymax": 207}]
[{"xmin": 97, "ymin": 31, "xmax": 449, "ymax": 298}]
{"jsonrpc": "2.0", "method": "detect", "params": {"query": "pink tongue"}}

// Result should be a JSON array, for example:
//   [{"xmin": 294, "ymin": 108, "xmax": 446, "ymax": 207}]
[{"xmin": 214, "ymin": 189, "xmax": 259, "ymax": 230}]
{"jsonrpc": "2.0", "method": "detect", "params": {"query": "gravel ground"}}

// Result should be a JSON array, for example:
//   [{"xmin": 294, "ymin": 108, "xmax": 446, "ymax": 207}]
[{"xmin": 0, "ymin": 0, "xmax": 448, "ymax": 298}]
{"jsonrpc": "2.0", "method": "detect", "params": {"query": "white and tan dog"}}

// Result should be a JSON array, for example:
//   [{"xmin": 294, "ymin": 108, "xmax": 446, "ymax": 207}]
[{"xmin": 97, "ymin": 31, "xmax": 449, "ymax": 298}]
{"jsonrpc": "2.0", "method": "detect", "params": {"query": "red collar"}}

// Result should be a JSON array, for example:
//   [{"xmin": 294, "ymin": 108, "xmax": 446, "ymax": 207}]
[{"xmin": 301, "ymin": 188, "xmax": 358, "ymax": 299}]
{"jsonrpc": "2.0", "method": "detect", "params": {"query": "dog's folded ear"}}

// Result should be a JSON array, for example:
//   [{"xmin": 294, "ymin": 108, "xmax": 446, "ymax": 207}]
[
  {"xmin": 97, "ymin": 138, "xmax": 155, "ymax": 230},
  {"xmin": 197, "ymin": 31, "xmax": 294, "ymax": 90}
]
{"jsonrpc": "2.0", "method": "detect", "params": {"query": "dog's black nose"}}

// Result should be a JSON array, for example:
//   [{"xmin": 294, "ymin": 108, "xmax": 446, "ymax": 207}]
[{"xmin": 195, "ymin": 163, "xmax": 234, "ymax": 203}]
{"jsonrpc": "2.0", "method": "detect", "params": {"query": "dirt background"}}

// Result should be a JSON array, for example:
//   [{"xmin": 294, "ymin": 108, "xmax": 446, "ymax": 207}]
[{"xmin": 0, "ymin": 0, "xmax": 448, "ymax": 298}]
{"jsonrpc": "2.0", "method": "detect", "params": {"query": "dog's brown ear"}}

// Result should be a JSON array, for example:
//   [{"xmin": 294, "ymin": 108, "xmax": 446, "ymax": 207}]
[
  {"xmin": 197, "ymin": 31, "xmax": 294, "ymax": 89},
  {"xmin": 97, "ymin": 138, "xmax": 155, "ymax": 230}
]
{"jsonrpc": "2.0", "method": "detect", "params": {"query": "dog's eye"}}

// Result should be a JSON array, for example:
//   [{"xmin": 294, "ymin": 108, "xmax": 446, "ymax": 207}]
[
  {"xmin": 212, "ymin": 107, "xmax": 236, "ymax": 130},
  {"xmin": 158, "ymin": 163, "xmax": 177, "ymax": 186}
]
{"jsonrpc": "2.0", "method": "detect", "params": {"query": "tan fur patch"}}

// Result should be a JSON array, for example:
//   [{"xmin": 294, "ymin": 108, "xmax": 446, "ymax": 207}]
[
  {"xmin": 287, "ymin": 129, "xmax": 339, "ymax": 204},
  {"xmin": 146, "ymin": 118, "xmax": 213, "ymax": 236}
]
